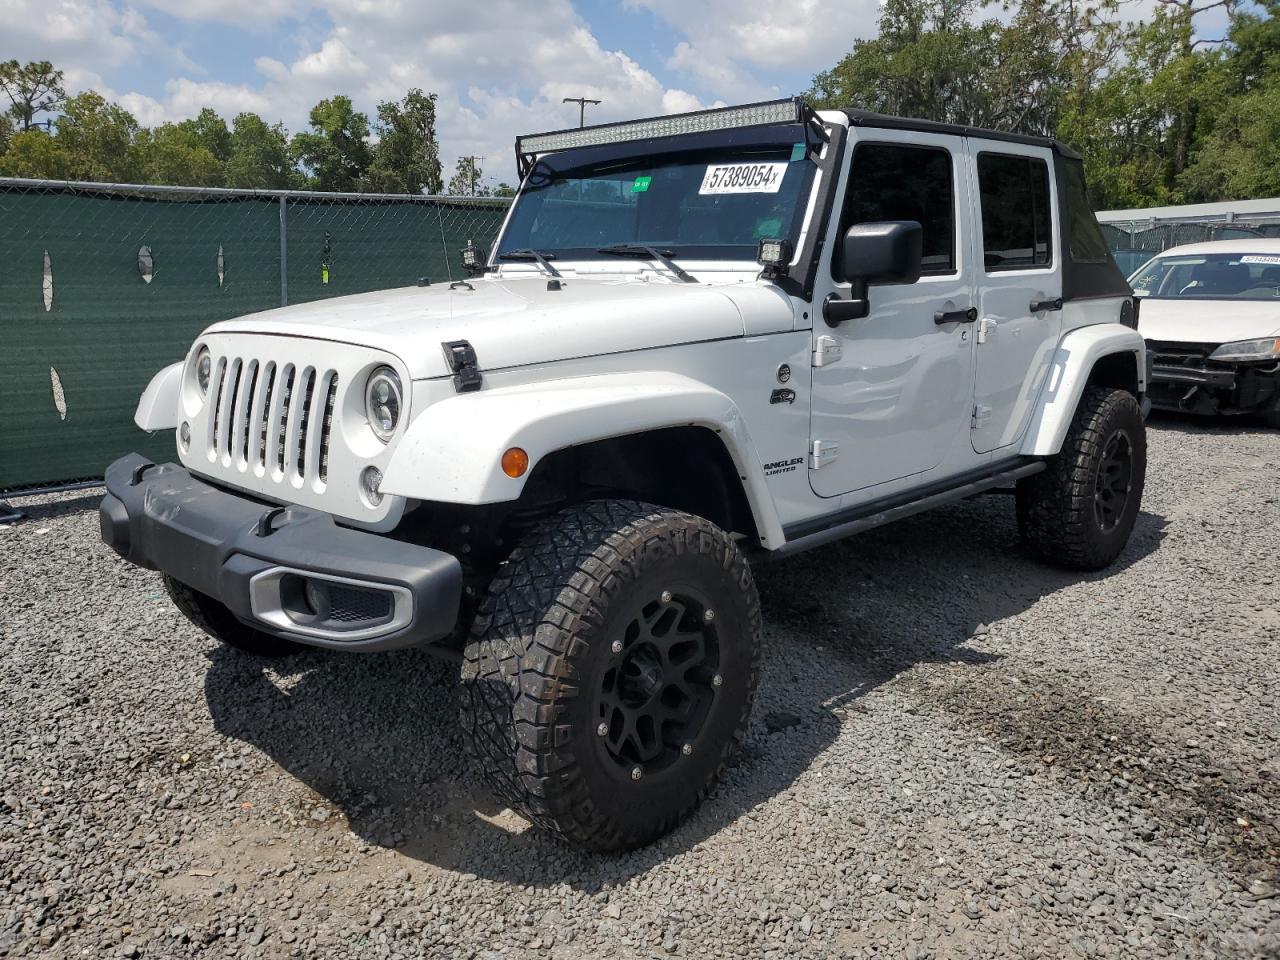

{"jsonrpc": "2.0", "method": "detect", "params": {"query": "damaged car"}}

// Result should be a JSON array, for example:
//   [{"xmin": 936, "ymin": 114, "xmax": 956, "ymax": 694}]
[{"xmin": 1132, "ymin": 240, "xmax": 1280, "ymax": 426}]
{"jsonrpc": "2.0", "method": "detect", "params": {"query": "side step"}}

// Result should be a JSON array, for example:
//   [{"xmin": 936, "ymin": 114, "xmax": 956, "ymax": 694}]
[{"xmin": 768, "ymin": 459, "xmax": 1046, "ymax": 559}]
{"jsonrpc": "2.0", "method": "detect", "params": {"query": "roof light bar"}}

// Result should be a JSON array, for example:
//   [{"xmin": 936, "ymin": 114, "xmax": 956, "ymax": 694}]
[{"xmin": 517, "ymin": 98, "xmax": 808, "ymax": 161}]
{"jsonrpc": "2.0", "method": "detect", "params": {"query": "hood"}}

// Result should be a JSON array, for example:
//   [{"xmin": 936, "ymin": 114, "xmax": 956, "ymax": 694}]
[
  {"xmin": 205, "ymin": 274, "xmax": 795, "ymax": 379},
  {"xmin": 1138, "ymin": 297, "xmax": 1280, "ymax": 345}
]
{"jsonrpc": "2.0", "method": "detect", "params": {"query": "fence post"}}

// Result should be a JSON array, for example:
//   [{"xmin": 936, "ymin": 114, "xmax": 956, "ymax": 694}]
[{"xmin": 278, "ymin": 194, "xmax": 289, "ymax": 307}]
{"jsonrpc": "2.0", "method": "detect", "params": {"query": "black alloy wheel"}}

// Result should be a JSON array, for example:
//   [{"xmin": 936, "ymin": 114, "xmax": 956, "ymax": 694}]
[
  {"xmin": 597, "ymin": 587, "xmax": 720, "ymax": 777},
  {"xmin": 1094, "ymin": 428, "xmax": 1134, "ymax": 533}
]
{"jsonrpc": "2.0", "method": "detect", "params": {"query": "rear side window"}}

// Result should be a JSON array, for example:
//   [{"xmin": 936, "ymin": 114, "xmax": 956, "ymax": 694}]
[
  {"xmin": 977, "ymin": 153, "xmax": 1052, "ymax": 270},
  {"xmin": 1059, "ymin": 159, "xmax": 1110, "ymax": 263},
  {"xmin": 837, "ymin": 143, "xmax": 956, "ymax": 278}
]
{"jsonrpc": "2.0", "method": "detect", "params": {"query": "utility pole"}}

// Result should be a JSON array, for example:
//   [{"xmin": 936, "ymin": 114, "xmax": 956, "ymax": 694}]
[
  {"xmin": 461, "ymin": 155, "xmax": 484, "ymax": 196},
  {"xmin": 562, "ymin": 96, "xmax": 602, "ymax": 128}
]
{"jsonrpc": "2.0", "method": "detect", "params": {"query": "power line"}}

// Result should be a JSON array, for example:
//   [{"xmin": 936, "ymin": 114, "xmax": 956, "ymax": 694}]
[{"xmin": 562, "ymin": 96, "xmax": 602, "ymax": 128}]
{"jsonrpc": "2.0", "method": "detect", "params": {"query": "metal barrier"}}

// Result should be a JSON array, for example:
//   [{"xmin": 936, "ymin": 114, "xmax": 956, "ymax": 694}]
[
  {"xmin": 0, "ymin": 178, "xmax": 511, "ymax": 490},
  {"xmin": 1101, "ymin": 220, "xmax": 1280, "ymax": 277}
]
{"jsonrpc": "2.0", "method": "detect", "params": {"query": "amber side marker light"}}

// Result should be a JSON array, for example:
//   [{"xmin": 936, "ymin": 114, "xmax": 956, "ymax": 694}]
[{"xmin": 502, "ymin": 447, "xmax": 530, "ymax": 478}]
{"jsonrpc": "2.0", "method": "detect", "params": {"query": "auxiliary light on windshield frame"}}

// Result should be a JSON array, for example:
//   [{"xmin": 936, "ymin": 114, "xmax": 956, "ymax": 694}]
[{"xmin": 514, "ymin": 97, "xmax": 829, "ymax": 178}]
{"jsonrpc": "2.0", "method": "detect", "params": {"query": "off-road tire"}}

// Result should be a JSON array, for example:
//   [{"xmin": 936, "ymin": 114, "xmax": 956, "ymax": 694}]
[
  {"xmin": 1017, "ymin": 386, "xmax": 1146, "ymax": 571},
  {"xmin": 1263, "ymin": 407, "xmax": 1280, "ymax": 430},
  {"xmin": 164, "ymin": 575, "xmax": 305, "ymax": 657},
  {"xmin": 460, "ymin": 500, "xmax": 761, "ymax": 851}
]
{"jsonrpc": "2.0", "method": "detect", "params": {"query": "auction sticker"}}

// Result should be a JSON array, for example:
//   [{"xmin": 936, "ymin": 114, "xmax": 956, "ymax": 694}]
[
  {"xmin": 699, "ymin": 162, "xmax": 788, "ymax": 194},
  {"xmin": 1241, "ymin": 255, "xmax": 1280, "ymax": 265}
]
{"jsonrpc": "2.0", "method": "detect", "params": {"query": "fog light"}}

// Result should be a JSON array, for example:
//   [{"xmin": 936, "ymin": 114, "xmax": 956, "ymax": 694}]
[
  {"xmin": 361, "ymin": 465, "xmax": 384, "ymax": 506},
  {"xmin": 461, "ymin": 240, "xmax": 486, "ymax": 275},
  {"xmin": 179, "ymin": 421, "xmax": 191, "ymax": 451},
  {"xmin": 501, "ymin": 447, "xmax": 529, "ymax": 478},
  {"xmin": 756, "ymin": 238, "xmax": 792, "ymax": 276}
]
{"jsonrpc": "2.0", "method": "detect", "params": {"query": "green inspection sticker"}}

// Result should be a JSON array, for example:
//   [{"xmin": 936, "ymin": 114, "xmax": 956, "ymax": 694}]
[
  {"xmin": 790, "ymin": 142, "xmax": 806, "ymax": 162},
  {"xmin": 632, "ymin": 176, "xmax": 653, "ymax": 192}
]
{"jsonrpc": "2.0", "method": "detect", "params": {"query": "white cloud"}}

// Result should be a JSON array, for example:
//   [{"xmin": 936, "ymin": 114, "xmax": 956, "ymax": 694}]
[
  {"xmin": 0, "ymin": 0, "xmax": 799, "ymax": 184},
  {"xmin": 135, "ymin": 0, "xmax": 305, "ymax": 25},
  {"xmin": 628, "ymin": 0, "xmax": 880, "ymax": 99}
]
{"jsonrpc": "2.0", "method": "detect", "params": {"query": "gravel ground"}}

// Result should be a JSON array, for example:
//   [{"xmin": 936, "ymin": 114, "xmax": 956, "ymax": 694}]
[{"xmin": 1, "ymin": 415, "xmax": 1278, "ymax": 960}]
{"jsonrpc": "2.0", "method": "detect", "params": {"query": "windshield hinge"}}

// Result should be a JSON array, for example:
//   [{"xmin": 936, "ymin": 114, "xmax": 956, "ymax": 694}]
[
  {"xmin": 442, "ymin": 340, "xmax": 483, "ymax": 393},
  {"xmin": 812, "ymin": 336, "xmax": 842, "ymax": 367}
]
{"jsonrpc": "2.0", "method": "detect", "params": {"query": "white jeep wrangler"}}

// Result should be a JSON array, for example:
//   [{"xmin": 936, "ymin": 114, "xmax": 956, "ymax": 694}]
[{"xmin": 102, "ymin": 99, "xmax": 1147, "ymax": 851}]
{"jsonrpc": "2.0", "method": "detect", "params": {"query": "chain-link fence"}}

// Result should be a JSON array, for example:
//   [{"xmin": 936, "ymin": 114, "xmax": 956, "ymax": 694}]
[
  {"xmin": 0, "ymin": 178, "xmax": 511, "ymax": 491},
  {"xmin": 1101, "ymin": 220, "xmax": 1280, "ymax": 276}
]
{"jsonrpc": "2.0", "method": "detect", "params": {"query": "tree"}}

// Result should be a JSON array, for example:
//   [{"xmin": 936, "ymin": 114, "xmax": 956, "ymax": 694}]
[
  {"xmin": 132, "ymin": 123, "xmax": 223, "ymax": 186},
  {"xmin": 291, "ymin": 95, "xmax": 371, "ymax": 191},
  {"xmin": 225, "ymin": 112, "xmax": 300, "ymax": 189},
  {"xmin": 176, "ymin": 107, "xmax": 233, "ymax": 165},
  {"xmin": 364, "ymin": 88, "xmax": 443, "ymax": 194},
  {"xmin": 0, "ymin": 59, "xmax": 65, "ymax": 131},
  {"xmin": 1179, "ymin": 0, "xmax": 1280, "ymax": 198},
  {"xmin": 52, "ymin": 91, "xmax": 139, "ymax": 182},
  {"xmin": 0, "ymin": 128, "xmax": 69, "ymax": 179},
  {"xmin": 447, "ymin": 155, "xmax": 482, "ymax": 196},
  {"xmin": 492, "ymin": 182, "xmax": 516, "ymax": 197},
  {"xmin": 0, "ymin": 113, "xmax": 12, "ymax": 155}
]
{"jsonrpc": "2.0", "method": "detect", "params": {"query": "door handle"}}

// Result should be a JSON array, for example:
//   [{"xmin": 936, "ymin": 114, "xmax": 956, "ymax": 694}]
[
  {"xmin": 1030, "ymin": 297, "xmax": 1063, "ymax": 313},
  {"xmin": 934, "ymin": 307, "xmax": 978, "ymax": 325}
]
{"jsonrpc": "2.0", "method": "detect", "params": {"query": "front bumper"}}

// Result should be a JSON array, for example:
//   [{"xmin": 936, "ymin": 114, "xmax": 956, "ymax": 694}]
[
  {"xmin": 100, "ymin": 453, "xmax": 462, "ymax": 651},
  {"xmin": 1148, "ymin": 362, "xmax": 1280, "ymax": 415}
]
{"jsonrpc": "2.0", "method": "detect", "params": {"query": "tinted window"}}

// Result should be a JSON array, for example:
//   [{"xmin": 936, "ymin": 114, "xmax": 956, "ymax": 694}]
[
  {"xmin": 837, "ymin": 143, "xmax": 955, "ymax": 278},
  {"xmin": 978, "ymin": 153, "xmax": 1052, "ymax": 270},
  {"xmin": 1059, "ymin": 159, "xmax": 1110, "ymax": 263},
  {"xmin": 498, "ymin": 139, "xmax": 816, "ymax": 262}
]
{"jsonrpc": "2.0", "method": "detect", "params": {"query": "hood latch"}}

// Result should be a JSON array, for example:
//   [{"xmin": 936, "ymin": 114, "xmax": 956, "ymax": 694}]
[{"xmin": 442, "ymin": 340, "xmax": 483, "ymax": 393}]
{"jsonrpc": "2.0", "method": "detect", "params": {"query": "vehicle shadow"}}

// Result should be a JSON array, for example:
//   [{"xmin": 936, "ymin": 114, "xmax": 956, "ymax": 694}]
[
  {"xmin": 203, "ymin": 493, "xmax": 1167, "ymax": 891},
  {"xmin": 1147, "ymin": 408, "xmax": 1278, "ymax": 435}
]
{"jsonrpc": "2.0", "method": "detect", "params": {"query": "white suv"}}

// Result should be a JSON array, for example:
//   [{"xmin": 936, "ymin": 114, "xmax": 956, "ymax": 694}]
[{"xmin": 101, "ymin": 99, "xmax": 1146, "ymax": 850}]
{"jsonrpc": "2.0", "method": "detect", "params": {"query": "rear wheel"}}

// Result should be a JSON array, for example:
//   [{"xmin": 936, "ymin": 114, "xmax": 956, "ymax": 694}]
[
  {"xmin": 459, "ymin": 500, "xmax": 760, "ymax": 851},
  {"xmin": 1017, "ymin": 386, "xmax": 1146, "ymax": 571},
  {"xmin": 164, "ymin": 575, "xmax": 306, "ymax": 657}
]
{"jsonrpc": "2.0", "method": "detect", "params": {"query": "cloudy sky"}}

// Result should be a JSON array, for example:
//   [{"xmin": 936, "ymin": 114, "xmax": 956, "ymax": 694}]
[
  {"xmin": 2, "ymin": 0, "xmax": 1239, "ymax": 188},
  {"xmin": 0, "ymin": 0, "xmax": 884, "ymax": 186}
]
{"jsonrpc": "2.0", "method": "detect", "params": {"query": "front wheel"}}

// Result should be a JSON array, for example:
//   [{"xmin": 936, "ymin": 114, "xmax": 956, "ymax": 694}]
[
  {"xmin": 1017, "ymin": 386, "xmax": 1147, "ymax": 571},
  {"xmin": 459, "ymin": 500, "xmax": 761, "ymax": 851}
]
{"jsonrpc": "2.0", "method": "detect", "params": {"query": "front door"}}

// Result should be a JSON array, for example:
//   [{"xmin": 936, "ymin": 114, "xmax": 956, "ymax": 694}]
[
  {"xmin": 968, "ymin": 146, "xmax": 1064, "ymax": 453},
  {"xmin": 809, "ymin": 131, "xmax": 977, "ymax": 499}
]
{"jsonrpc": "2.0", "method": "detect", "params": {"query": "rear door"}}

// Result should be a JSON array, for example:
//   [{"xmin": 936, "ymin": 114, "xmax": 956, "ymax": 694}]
[
  {"xmin": 808, "ymin": 130, "xmax": 978, "ymax": 498},
  {"xmin": 967, "ymin": 146, "xmax": 1064, "ymax": 454}
]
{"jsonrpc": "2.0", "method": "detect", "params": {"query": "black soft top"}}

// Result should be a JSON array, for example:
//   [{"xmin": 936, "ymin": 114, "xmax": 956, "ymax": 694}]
[{"xmin": 841, "ymin": 109, "xmax": 1083, "ymax": 160}]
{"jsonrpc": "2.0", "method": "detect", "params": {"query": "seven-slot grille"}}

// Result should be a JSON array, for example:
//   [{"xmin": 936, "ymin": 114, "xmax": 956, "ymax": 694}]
[{"xmin": 206, "ymin": 355, "xmax": 339, "ymax": 485}]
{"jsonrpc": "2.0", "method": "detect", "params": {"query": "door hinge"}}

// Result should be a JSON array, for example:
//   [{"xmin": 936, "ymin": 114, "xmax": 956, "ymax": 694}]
[
  {"xmin": 972, "ymin": 403, "xmax": 993, "ymax": 428},
  {"xmin": 977, "ymin": 317, "xmax": 998, "ymax": 344},
  {"xmin": 812, "ymin": 335, "xmax": 842, "ymax": 367},
  {"xmin": 810, "ymin": 440, "xmax": 840, "ymax": 469}
]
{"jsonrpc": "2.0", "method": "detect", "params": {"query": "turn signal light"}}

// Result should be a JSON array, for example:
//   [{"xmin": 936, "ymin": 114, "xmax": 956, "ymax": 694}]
[{"xmin": 502, "ymin": 447, "xmax": 530, "ymax": 478}]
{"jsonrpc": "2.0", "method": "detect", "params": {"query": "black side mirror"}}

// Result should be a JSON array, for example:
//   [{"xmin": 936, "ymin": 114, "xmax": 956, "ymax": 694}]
[{"xmin": 825, "ymin": 220, "xmax": 924, "ymax": 326}]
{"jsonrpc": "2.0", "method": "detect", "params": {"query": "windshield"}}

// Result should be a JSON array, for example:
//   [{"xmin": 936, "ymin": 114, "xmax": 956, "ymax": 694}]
[
  {"xmin": 497, "ymin": 127, "xmax": 817, "ymax": 263},
  {"xmin": 1130, "ymin": 252, "xmax": 1280, "ymax": 301}
]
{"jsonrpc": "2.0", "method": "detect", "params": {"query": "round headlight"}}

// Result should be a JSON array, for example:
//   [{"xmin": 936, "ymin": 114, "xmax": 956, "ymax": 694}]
[
  {"xmin": 364, "ymin": 367, "xmax": 402, "ymax": 442},
  {"xmin": 195, "ymin": 347, "xmax": 211, "ymax": 395}
]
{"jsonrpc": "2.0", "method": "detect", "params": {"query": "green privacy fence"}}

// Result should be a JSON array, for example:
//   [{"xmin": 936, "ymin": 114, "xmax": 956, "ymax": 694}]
[{"xmin": 0, "ymin": 178, "xmax": 511, "ymax": 490}]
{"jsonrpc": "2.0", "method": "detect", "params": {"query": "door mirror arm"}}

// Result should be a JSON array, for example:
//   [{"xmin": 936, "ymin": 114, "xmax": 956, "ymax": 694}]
[{"xmin": 823, "ymin": 281, "xmax": 869, "ymax": 326}]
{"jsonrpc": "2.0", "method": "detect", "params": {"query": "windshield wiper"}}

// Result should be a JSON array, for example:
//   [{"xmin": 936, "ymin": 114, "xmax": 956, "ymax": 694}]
[
  {"xmin": 498, "ymin": 249, "xmax": 562, "ymax": 277},
  {"xmin": 596, "ymin": 244, "xmax": 698, "ymax": 283}
]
